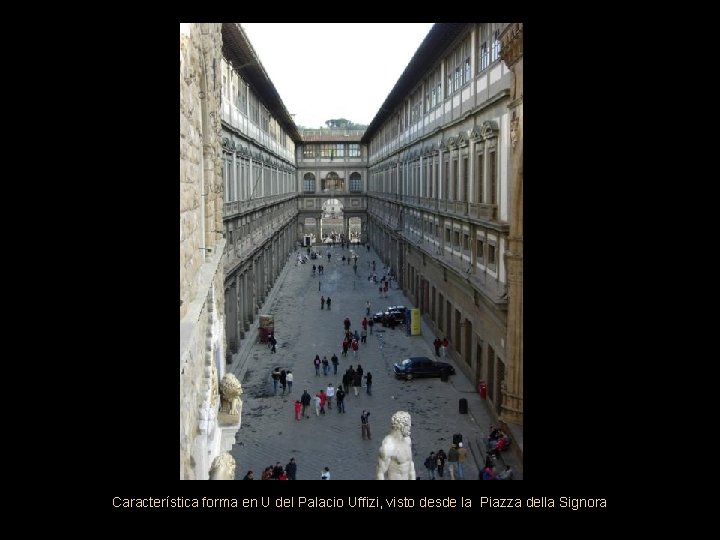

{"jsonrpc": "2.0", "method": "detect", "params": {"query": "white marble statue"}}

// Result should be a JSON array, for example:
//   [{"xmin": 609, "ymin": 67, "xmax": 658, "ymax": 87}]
[
  {"xmin": 376, "ymin": 411, "xmax": 416, "ymax": 480},
  {"xmin": 208, "ymin": 452, "xmax": 236, "ymax": 480},
  {"xmin": 220, "ymin": 373, "xmax": 243, "ymax": 415}
]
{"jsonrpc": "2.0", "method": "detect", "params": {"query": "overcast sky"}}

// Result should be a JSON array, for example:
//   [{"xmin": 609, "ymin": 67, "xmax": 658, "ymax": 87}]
[{"xmin": 240, "ymin": 23, "xmax": 435, "ymax": 129}]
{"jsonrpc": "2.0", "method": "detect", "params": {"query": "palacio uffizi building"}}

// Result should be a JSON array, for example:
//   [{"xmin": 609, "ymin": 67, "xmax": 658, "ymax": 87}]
[{"xmin": 180, "ymin": 22, "xmax": 522, "ymax": 479}]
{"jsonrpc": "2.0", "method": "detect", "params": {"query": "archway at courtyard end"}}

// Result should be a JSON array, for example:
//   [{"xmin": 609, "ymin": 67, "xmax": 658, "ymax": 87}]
[{"xmin": 321, "ymin": 198, "xmax": 343, "ymax": 243}]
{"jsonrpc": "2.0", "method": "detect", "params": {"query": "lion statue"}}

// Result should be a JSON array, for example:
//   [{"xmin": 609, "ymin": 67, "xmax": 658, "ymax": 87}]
[
  {"xmin": 220, "ymin": 373, "xmax": 243, "ymax": 415},
  {"xmin": 209, "ymin": 452, "xmax": 236, "ymax": 480}
]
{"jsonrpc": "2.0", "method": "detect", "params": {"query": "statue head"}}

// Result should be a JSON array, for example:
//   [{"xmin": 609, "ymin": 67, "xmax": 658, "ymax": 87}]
[
  {"xmin": 391, "ymin": 411, "xmax": 411, "ymax": 438},
  {"xmin": 208, "ymin": 452, "xmax": 236, "ymax": 480}
]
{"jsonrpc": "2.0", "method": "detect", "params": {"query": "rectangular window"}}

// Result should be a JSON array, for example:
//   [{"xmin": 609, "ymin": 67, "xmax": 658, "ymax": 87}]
[
  {"xmin": 477, "ymin": 240, "xmax": 485, "ymax": 263},
  {"xmin": 260, "ymin": 106, "xmax": 269, "ymax": 133},
  {"xmin": 462, "ymin": 40, "xmax": 471, "ymax": 85},
  {"xmin": 453, "ymin": 230, "xmax": 460, "ymax": 246},
  {"xmin": 303, "ymin": 145, "xmax": 315, "ymax": 158},
  {"xmin": 240, "ymin": 83, "xmax": 247, "ymax": 113},
  {"xmin": 462, "ymin": 157, "xmax": 469, "ymax": 202},
  {"xmin": 491, "ymin": 29, "xmax": 501, "ymax": 63},
  {"xmin": 438, "ymin": 293, "xmax": 444, "ymax": 331},
  {"xmin": 463, "ymin": 234, "xmax": 469, "ymax": 250},
  {"xmin": 455, "ymin": 309, "xmax": 461, "ymax": 352},
  {"xmin": 489, "ymin": 151, "xmax": 497, "ymax": 205},
  {"xmin": 443, "ymin": 161, "xmax": 449, "ymax": 199},
  {"xmin": 475, "ymin": 153, "xmax": 484, "ymax": 203},
  {"xmin": 452, "ymin": 159, "xmax": 458, "ymax": 201},
  {"xmin": 348, "ymin": 144, "xmax": 361, "ymax": 157},
  {"xmin": 488, "ymin": 244, "xmax": 496, "ymax": 267},
  {"xmin": 479, "ymin": 42, "xmax": 489, "ymax": 72},
  {"xmin": 350, "ymin": 176, "xmax": 362, "ymax": 192},
  {"xmin": 303, "ymin": 178, "xmax": 315, "ymax": 192},
  {"xmin": 249, "ymin": 92, "xmax": 259, "ymax": 124},
  {"xmin": 445, "ymin": 229, "xmax": 451, "ymax": 243}
]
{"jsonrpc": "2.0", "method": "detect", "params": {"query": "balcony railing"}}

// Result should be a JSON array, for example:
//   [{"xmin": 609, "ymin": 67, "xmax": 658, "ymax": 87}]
[{"xmin": 222, "ymin": 193, "xmax": 296, "ymax": 218}]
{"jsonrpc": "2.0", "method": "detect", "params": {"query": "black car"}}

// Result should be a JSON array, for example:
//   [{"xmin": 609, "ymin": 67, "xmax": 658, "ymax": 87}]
[
  {"xmin": 372, "ymin": 305, "xmax": 408, "ymax": 326},
  {"xmin": 393, "ymin": 356, "xmax": 455, "ymax": 380}
]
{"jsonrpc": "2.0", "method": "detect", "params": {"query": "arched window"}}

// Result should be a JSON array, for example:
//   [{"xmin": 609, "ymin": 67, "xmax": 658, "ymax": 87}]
[
  {"xmin": 322, "ymin": 171, "xmax": 344, "ymax": 192},
  {"xmin": 303, "ymin": 173, "xmax": 316, "ymax": 193},
  {"xmin": 349, "ymin": 172, "xmax": 362, "ymax": 193}
]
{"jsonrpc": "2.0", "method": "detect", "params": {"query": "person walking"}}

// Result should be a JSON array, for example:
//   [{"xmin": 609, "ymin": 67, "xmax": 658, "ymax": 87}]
[
  {"xmin": 441, "ymin": 337, "xmax": 449, "ymax": 358},
  {"xmin": 424, "ymin": 452, "xmax": 437, "ymax": 480},
  {"xmin": 285, "ymin": 458, "xmax": 297, "ymax": 480},
  {"xmin": 447, "ymin": 443, "xmax": 459, "ymax": 480},
  {"xmin": 318, "ymin": 390, "xmax": 327, "ymax": 415},
  {"xmin": 360, "ymin": 328, "xmax": 367, "ymax": 344},
  {"xmin": 436, "ymin": 449, "xmax": 447, "ymax": 478},
  {"xmin": 271, "ymin": 367, "xmax": 281, "ymax": 395},
  {"xmin": 361, "ymin": 410, "xmax": 371, "ymax": 440},
  {"xmin": 300, "ymin": 390, "xmax": 311, "ymax": 418},
  {"xmin": 331, "ymin": 353, "xmax": 339, "ymax": 375},
  {"xmin": 336, "ymin": 386, "xmax": 346, "ymax": 413},
  {"xmin": 313, "ymin": 393, "xmax": 322, "ymax": 416},
  {"xmin": 321, "ymin": 296, "xmax": 325, "ymax": 310},
  {"xmin": 286, "ymin": 370, "xmax": 293, "ymax": 393},
  {"xmin": 326, "ymin": 383, "xmax": 335, "ymax": 410},
  {"xmin": 326, "ymin": 296, "xmax": 331, "ymax": 310},
  {"xmin": 433, "ymin": 337, "xmax": 441, "ymax": 357},
  {"xmin": 457, "ymin": 442, "xmax": 468, "ymax": 480},
  {"xmin": 322, "ymin": 356, "xmax": 329, "ymax": 376},
  {"xmin": 294, "ymin": 399, "xmax": 302, "ymax": 421},
  {"xmin": 279, "ymin": 369, "xmax": 287, "ymax": 395},
  {"xmin": 368, "ymin": 318, "xmax": 374, "ymax": 335},
  {"xmin": 364, "ymin": 372, "xmax": 373, "ymax": 395},
  {"xmin": 353, "ymin": 369, "xmax": 362, "ymax": 396},
  {"xmin": 313, "ymin": 355, "xmax": 321, "ymax": 376},
  {"xmin": 269, "ymin": 334, "xmax": 277, "ymax": 353}
]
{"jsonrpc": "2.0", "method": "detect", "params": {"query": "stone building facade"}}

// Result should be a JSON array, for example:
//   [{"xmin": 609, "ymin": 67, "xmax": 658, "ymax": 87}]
[
  {"xmin": 180, "ymin": 23, "xmax": 235, "ymax": 480},
  {"xmin": 219, "ymin": 23, "xmax": 300, "ymax": 360},
  {"xmin": 180, "ymin": 23, "xmax": 523, "ymax": 479},
  {"xmin": 361, "ymin": 22, "xmax": 523, "ymax": 427},
  {"xmin": 295, "ymin": 129, "xmax": 368, "ymax": 245}
]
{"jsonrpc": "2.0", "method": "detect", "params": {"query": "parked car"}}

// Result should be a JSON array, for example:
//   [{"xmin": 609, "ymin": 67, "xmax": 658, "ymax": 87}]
[{"xmin": 393, "ymin": 356, "xmax": 455, "ymax": 380}]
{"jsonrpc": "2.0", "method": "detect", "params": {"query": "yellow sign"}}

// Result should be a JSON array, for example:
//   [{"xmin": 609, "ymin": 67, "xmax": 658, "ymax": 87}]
[{"xmin": 410, "ymin": 308, "xmax": 421, "ymax": 336}]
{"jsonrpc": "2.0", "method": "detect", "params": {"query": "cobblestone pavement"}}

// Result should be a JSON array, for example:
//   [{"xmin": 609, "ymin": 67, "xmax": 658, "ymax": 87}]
[{"xmin": 229, "ymin": 245, "xmax": 522, "ymax": 480}]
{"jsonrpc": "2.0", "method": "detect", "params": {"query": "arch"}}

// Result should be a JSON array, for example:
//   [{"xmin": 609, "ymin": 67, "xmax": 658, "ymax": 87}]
[
  {"xmin": 321, "ymin": 171, "xmax": 344, "ymax": 192},
  {"xmin": 321, "ymin": 198, "xmax": 344, "ymax": 243}
]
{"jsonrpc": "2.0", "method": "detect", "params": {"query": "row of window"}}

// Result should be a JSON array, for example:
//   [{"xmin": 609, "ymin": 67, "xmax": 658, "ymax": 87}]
[
  {"xmin": 221, "ymin": 58, "xmax": 291, "ymax": 149},
  {"xmin": 222, "ymin": 153, "xmax": 296, "ymax": 202},
  {"xmin": 403, "ymin": 270, "xmax": 502, "ymax": 372},
  {"xmin": 302, "ymin": 172, "xmax": 363, "ymax": 193},
  {"xmin": 302, "ymin": 143, "xmax": 361, "ymax": 158},
  {"xmin": 370, "ymin": 23, "xmax": 504, "ymax": 154},
  {"xmin": 369, "ymin": 148, "xmax": 497, "ymax": 205}
]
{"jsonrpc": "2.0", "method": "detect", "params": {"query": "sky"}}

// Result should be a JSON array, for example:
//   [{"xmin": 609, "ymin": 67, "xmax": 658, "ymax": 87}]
[{"xmin": 240, "ymin": 23, "xmax": 435, "ymax": 129}]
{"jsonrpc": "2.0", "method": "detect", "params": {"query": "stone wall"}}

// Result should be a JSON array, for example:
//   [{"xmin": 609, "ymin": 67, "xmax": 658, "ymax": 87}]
[{"xmin": 179, "ymin": 23, "xmax": 229, "ymax": 480}]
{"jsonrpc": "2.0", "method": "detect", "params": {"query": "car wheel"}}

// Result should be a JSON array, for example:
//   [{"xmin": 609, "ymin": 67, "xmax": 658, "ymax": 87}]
[{"xmin": 406, "ymin": 373, "xmax": 413, "ymax": 381}]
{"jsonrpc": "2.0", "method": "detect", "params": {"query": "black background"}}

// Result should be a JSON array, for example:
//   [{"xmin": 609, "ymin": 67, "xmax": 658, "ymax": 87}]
[{"xmin": 95, "ymin": 19, "xmax": 638, "ymax": 519}]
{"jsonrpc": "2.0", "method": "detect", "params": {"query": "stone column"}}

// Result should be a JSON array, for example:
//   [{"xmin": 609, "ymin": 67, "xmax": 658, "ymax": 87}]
[{"xmin": 236, "ymin": 273, "xmax": 245, "ymax": 339}]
